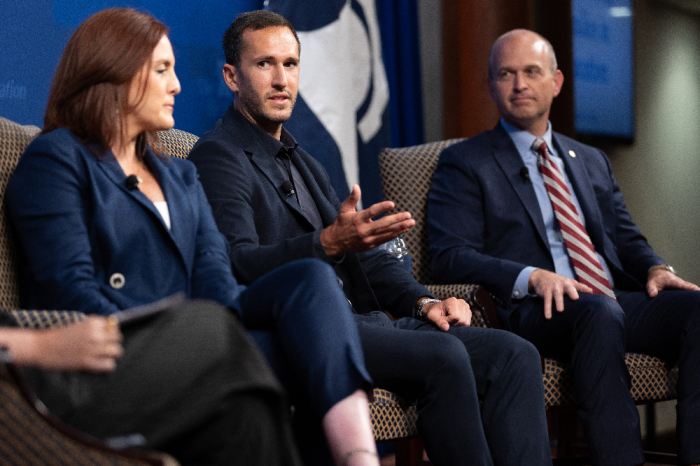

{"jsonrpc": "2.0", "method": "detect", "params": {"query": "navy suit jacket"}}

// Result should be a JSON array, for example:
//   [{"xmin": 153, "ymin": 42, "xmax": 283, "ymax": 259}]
[
  {"xmin": 6, "ymin": 128, "xmax": 245, "ymax": 315},
  {"xmin": 428, "ymin": 123, "xmax": 663, "ymax": 318},
  {"xmin": 189, "ymin": 104, "xmax": 430, "ymax": 318}
]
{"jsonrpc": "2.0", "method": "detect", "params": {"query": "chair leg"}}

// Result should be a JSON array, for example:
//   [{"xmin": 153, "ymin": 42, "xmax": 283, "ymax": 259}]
[
  {"xmin": 395, "ymin": 438, "xmax": 427, "ymax": 466},
  {"xmin": 645, "ymin": 403, "xmax": 657, "ymax": 451},
  {"xmin": 553, "ymin": 407, "xmax": 579, "ymax": 458}
]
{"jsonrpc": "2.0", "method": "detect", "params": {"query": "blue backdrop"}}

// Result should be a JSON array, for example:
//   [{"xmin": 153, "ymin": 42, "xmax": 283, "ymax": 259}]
[{"xmin": 0, "ymin": 0, "xmax": 423, "ymax": 206}]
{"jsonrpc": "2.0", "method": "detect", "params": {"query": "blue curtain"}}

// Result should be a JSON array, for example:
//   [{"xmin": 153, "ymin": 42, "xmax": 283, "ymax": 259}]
[{"xmin": 376, "ymin": 0, "xmax": 425, "ymax": 149}]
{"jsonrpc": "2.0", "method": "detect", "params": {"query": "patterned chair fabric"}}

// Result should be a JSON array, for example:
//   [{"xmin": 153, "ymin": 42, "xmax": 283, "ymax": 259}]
[
  {"xmin": 378, "ymin": 138, "xmax": 489, "ymax": 328},
  {"xmin": 378, "ymin": 139, "xmax": 679, "ymax": 408},
  {"xmin": 157, "ymin": 129, "xmax": 199, "ymax": 160},
  {"xmin": 370, "ymin": 389, "xmax": 418, "ymax": 441},
  {"xmin": 0, "ymin": 117, "xmax": 39, "ymax": 311},
  {"xmin": 11, "ymin": 310, "xmax": 84, "ymax": 329},
  {"xmin": 0, "ymin": 116, "xmax": 178, "ymax": 466},
  {"xmin": 378, "ymin": 139, "xmax": 464, "ymax": 286},
  {"xmin": 0, "ymin": 353, "xmax": 176, "ymax": 466},
  {"xmin": 544, "ymin": 353, "xmax": 678, "ymax": 407}
]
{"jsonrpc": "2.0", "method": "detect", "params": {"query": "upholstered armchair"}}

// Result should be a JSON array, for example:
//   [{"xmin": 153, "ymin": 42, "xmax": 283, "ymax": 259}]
[
  {"xmin": 378, "ymin": 139, "xmax": 679, "ymax": 464},
  {"xmin": 0, "ymin": 116, "xmax": 178, "ymax": 465}
]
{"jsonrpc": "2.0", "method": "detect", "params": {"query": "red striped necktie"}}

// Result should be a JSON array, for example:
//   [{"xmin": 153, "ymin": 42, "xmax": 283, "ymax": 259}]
[{"xmin": 533, "ymin": 138, "xmax": 616, "ymax": 299}]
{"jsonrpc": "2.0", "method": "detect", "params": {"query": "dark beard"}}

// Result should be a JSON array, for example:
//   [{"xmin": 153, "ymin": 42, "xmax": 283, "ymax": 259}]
[{"xmin": 235, "ymin": 80, "xmax": 296, "ymax": 126}]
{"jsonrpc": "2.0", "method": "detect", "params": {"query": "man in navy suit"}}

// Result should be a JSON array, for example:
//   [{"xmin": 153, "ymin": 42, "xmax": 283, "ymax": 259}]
[
  {"xmin": 428, "ymin": 29, "xmax": 700, "ymax": 466},
  {"xmin": 189, "ymin": 11, "xmax": 552, "ymax": 466}
]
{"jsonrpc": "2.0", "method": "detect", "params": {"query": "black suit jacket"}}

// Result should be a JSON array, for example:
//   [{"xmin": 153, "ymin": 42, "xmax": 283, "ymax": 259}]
[
  {"xmin": 428, "ymin": 123, "xmax": 663, "ymax": 317},
  {"xmin": 189, "ymin": 104, "xmax": 430, "ymax": 318}
]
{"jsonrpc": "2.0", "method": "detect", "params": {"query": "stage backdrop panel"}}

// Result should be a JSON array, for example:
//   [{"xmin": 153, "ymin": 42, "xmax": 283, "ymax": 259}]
[{"xmin": 1, "ymin": 0, "xmax": 424, "ymax": 207}]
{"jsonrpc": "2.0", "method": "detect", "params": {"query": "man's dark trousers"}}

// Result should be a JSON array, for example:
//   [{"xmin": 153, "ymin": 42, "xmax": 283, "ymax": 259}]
[
  {"xmin": 356, "ymin": 311, "xmax": 550, "ymax": 466},
  {"xmin": 510, "ymin": 289, "xmax": 700, "ymax": 465}
]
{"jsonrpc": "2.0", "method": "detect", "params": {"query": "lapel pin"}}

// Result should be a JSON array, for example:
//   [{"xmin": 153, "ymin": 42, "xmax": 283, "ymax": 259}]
[{"xmin": 568, "ymin": 150, "xmax": 576, "ymax": 158}]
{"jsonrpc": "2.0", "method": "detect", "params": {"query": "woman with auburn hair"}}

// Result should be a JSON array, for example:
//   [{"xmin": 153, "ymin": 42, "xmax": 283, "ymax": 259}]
[{"xmin": 5, "ymin": 8, "xmax": 378, "ymax": 466}]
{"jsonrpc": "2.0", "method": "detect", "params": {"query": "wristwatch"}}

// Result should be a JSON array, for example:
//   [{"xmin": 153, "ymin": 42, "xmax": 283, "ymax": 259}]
[
  {"xmin": 415, "ymin": 298, "xmax": 441, "ymax": 320},
  {"xmin": 648, "ymin": 264, "xmax": 676, "ymax": 277}
]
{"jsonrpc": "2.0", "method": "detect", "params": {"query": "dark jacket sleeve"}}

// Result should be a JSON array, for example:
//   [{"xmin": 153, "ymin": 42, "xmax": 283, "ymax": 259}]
[
  {"xmin": 428, "ymin": 140, "xmax": 528, "ymax": 306},
  {"xmin": 179, "ymin": 159, "xmax": 247, "ymax": 311}
]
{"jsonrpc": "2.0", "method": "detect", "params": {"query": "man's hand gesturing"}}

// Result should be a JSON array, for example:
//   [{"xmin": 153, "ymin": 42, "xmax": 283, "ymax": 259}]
[{"xmin": 320, "ymin": 184, "xmax": 415, "ymax": 257}]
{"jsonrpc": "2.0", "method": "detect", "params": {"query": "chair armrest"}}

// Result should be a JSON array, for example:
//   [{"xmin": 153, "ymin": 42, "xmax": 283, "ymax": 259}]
[
  {"xmin": 424, "ymin": 284, "xmax": 502, "ymax": 329},
  {"xmin": 8, "ymin": 310, "xmax": 85, "ymax": 329},
  {"xmin": 0, "ymin": 348, "xmax": 179, "ymax": 465}
]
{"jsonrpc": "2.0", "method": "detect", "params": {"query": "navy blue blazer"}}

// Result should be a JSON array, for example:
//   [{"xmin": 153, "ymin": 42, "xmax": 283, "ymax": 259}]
[
  {"xmin": 428, "ymin": 123, "xmax": 663, "ymax": 314},
  {"xmin": 189, "ymin": 105, "xmax": 430, "ymax": 318},
  {"xmin": 6, "ymin": 128, "xmax": 245, "ymax": 315}
]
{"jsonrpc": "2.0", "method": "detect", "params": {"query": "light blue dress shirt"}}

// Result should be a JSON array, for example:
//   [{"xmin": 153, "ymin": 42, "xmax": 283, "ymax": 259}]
[{"xmin": 502, "ymin": 119, "xmax": 615, "ymax": 299}]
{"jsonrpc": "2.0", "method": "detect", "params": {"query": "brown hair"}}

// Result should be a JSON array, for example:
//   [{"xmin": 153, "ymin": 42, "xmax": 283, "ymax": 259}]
[
  {"xmin": 223, "ymin": 10, "xmax": 300, "ymax": 68},
  {"xmin": 43, "ymin": 8, "xmax": 168, "ymax": 158}
]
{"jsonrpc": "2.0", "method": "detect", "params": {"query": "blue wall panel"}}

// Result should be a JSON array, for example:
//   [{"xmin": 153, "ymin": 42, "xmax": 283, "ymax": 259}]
[{"xmin": 0, "ymin": 0, "xmax": 262, "ymax": 135}]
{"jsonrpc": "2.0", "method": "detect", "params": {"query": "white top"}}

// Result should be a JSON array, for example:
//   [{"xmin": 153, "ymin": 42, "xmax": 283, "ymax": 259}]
[{"xmin": 153, "ymin": 201, "xmax": 171, "ymax": 230}]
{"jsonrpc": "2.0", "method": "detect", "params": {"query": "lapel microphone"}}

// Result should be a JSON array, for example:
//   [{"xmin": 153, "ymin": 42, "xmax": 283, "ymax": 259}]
[
  {"xmin": 520, "ymin": 166, "xmax": 531, "ymax": 184},
  {"xmin": 281, "ymin": 180, "xmax": 295, "ymax": 196},
  {"xmin": 125, "ymin": 174, "xmax": 140, "ymax": 191}
]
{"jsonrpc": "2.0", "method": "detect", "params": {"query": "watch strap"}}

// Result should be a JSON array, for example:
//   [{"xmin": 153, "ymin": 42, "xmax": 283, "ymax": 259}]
[
  {"xmin": 648, "ymin": 264, "xmax": 676, "ymax": 277},
  {"xmin": 415, "ymin": 298, "xmax": 441, "ymax": 320}
]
